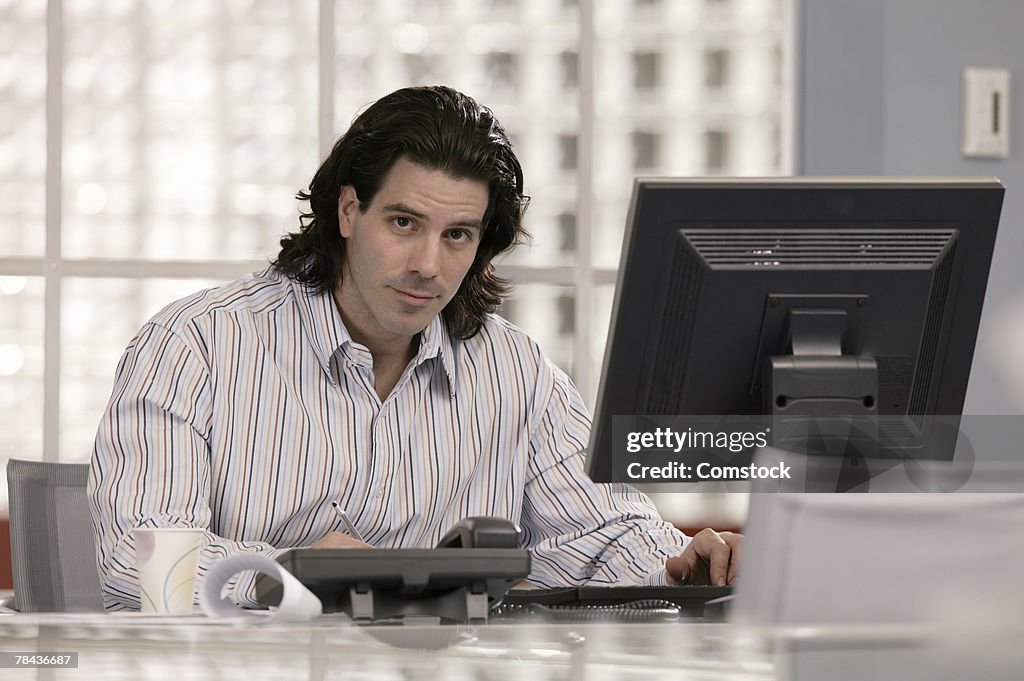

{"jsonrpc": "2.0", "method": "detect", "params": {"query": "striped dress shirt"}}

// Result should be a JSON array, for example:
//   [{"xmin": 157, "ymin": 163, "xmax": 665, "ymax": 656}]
[{"xmin": 88, "ymin": 268, "xmax": 689, "ymax": 610}]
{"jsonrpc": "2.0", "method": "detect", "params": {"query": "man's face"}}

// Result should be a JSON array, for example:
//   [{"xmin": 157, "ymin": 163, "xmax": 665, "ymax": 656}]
[{"xmin": 335, "ymin": 158, "xmax": 488, "ymax": 350}]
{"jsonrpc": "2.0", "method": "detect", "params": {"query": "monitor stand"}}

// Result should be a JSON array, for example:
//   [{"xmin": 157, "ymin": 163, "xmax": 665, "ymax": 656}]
[{"xmin": 766, "ymin": 307, "xmax": 879, "ymax": 492}]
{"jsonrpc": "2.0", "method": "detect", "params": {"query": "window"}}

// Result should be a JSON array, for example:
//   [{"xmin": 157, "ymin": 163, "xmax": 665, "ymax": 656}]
[
  {"xmin": 404, "ymin": 53, "xmax": 441, "ymax": 84},
  {"xmin": 0, "ymin": 1, "xmax": 790, "ymax": 523},
  {"xmin": 705, "ymin": 129, "xmax": 731, "ymax": 172},
  {"xmin": 633, "ymin": 52, "xmax": 661, "ymax": 90},
  {"xmin": 485, "ymin": 52, "xmax": 519, "ymax": 94},
  {"xmin": 557, "ymin": 294, "xmax": 576, "ymax": 336},
  {"xmin": 632, "ymin": 131, "xmax": 661, "ymax": 170},
  {"xmin": 558, "ymin": 134, "xmax": 579, "ymax": 172},
  {"xmin": 558, "ymin": 212, "xmax": 577, "ymax": 253},
  {"xmin": 705, "ymin": 48, "xmax": 731, "ymax": 89},
  {"xmin": 560, "ymin": 50, "xmax": 579, "ymax": 89}
]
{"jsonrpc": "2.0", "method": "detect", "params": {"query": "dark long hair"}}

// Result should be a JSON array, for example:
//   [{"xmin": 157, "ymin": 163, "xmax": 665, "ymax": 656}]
[{"xmin": 273, "ymin": 86, "xmax": 530, "ymax": 340}]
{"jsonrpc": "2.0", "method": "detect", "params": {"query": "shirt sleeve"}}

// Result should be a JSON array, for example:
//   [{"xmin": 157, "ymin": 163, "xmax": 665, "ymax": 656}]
[
  {"xmin": 519, "ymin": 360, "xmax": 690, "ymax": 586},
  {"xmin": 87, "ymin": 321, "xmax": 283, "ymax": 611}
]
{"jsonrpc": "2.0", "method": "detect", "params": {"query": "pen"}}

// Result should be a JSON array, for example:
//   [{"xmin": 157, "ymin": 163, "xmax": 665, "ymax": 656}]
[{"xmin": 331, "ymin": 501, "xmax": 366, "ymax": 543}]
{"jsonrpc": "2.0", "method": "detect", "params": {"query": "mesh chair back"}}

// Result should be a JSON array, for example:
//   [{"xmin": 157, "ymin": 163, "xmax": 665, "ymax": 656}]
[{"xmin": 6, "ymin": 459, "xmax": 104, "ymax": 612}]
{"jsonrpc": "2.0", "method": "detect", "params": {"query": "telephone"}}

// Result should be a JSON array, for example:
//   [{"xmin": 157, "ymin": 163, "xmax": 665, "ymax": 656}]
[{"xmin": 255, "ymin": 516, "xmax": 530, "ymax": 623}]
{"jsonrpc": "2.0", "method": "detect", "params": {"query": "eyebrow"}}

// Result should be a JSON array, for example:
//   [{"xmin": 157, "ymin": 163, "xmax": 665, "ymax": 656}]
[{"xmin": 381, "ymin": 202, "xmax": 483, "ymax": 231}]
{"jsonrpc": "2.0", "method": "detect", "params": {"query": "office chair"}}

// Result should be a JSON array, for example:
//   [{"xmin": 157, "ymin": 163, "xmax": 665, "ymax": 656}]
[{"xmin": 5, "ymin": 458, "xmax": 105, "ymax": 612}]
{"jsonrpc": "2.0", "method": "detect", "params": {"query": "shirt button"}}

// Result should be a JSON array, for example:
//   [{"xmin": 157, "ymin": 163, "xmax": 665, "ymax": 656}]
[{"xmin": 375, "ymin": 487, "xmax": 385, "ymax": 498}]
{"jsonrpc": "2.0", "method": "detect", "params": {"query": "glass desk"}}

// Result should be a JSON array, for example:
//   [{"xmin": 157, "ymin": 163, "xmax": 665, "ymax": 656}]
[{"xmin": 0, "ymin": 612, "xmax": 1019, "ymax": 681}]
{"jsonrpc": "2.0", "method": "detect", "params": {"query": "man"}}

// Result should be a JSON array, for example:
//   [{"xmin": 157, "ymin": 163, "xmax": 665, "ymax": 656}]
[{"xmin": 88, "ymin": 86, "xmax": 740, "ymax": 611}]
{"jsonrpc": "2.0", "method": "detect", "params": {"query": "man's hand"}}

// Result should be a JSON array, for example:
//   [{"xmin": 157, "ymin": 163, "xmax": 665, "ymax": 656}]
[
  {"xmin": 665, "ymin": 528, "xmax": 742, "ymax": 586},
  {"xmin": 309, "ymin": 531, "xmax": 373, "ymax": 549}
]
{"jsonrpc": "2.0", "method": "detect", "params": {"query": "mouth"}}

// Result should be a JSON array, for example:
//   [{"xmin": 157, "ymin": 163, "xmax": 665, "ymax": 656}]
[{"xmin": 392, "ymin": 288, "xmax": 438, "ymax": 306}]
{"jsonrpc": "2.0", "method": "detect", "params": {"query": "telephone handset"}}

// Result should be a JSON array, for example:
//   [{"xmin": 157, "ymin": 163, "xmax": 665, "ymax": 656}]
[{"xmin": 435, "ymin": 516, "xmax": 521, "ymax": 549}]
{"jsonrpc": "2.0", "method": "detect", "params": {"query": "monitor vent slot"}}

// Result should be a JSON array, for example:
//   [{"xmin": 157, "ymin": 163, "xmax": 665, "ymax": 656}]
[
  {"xmin": 908, "ymin": 238, "xmax": 958, "ymax": 426},
  {"xmin": 685, "ymin": 229, "xmax": 957, "ymax": 267},
  {"xmin": 645, "ymin": 237, "xmax": 704, "ymax": 414},
  {"xmin": 878, "ymin": 417, "xmax": 918, "ymax": 443}
]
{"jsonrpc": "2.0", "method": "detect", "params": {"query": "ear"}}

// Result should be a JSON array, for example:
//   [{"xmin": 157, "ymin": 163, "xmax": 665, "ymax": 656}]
[{"xmin": 337, "ymin": 185, "xmax": 360, "ymax": 238}]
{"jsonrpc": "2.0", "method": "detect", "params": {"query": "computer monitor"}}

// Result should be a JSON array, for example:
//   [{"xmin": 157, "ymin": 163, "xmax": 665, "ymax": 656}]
[{"xmin": 584, "ymin": 178, "xmax": 1004, "ymax": 487}]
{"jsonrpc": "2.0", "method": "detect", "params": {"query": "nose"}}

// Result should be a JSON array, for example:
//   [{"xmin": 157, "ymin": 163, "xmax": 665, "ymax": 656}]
[{"xmin": 408, "ymin": 235, "xmax": 442, "ymax": 279}]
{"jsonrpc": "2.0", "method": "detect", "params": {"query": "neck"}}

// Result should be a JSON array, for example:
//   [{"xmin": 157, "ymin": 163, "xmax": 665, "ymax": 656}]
[
  {"xmin": 332, "ymin": 289, "xmax": 421, "ymax": 401},
  {"xmin": 363, "ymin": 336, "xmax": 419, "ymax": 402},
  {"xmin": 371, "ymin": 334, "xmax": 419, "ymax": 369},
  {"xmin": 335, "ymin": 307, "xmax": 419, "ymax": 366}
]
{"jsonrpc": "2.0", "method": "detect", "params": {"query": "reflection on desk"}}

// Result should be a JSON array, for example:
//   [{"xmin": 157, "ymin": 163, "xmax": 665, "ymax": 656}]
[
  {"xmin": 0, "ymin": 612, "xmax": 1022, "ymax": 681},
  {"xmin": 0, "ymin": 613, "xmax": 767, "ymax": 680}
]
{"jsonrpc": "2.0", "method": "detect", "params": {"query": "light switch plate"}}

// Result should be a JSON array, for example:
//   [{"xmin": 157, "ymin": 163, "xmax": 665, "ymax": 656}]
[{"xmin": 962, "ymin": 67, "xmax": 1011, "ymax": 158}]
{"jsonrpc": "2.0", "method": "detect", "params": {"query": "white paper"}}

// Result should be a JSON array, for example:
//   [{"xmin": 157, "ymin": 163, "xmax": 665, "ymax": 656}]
[{"xmin": 200, "ymin": 553, "xmax": 324, "ymax": 622}]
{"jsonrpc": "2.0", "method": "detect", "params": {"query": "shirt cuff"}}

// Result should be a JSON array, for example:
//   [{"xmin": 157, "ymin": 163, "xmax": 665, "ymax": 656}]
[{"xmin": 642, "ymin": 566, "xmax": 671, "ymax": 586}]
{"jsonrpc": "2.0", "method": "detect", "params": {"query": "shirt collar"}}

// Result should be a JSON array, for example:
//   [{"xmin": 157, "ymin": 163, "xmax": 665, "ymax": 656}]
[
  {"xmin": 289, "ymin": 273, "xmax": 456, "ymax": 395},
  {"xmin": 287, "ymin": 274, "xmax": 351, "ymax": 384},
  {"xmin": 416, "ymin": 313, "xmax": 458, "ymax": 398}
]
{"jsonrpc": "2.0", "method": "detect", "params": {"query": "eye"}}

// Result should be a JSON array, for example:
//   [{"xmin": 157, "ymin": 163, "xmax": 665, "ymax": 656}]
[
  {"xmin": 446, "ymin": 229, "xmax": 474, "ymax": 243},
  {"xmin": 391, "ymin": 216, "xmax": 415, "ymax": 231}
]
